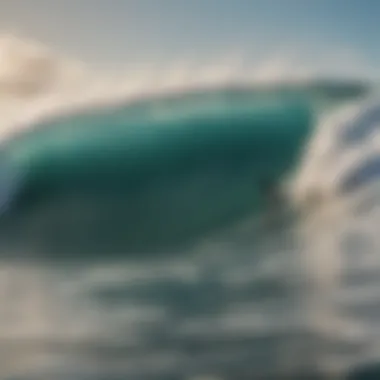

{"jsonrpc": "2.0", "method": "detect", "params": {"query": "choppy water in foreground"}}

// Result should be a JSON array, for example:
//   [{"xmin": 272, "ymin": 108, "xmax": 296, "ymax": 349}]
[
  {"xmin": 0, "ymin": 222, "xmax": 326, "ymax": 380},
  {"xmin": 1, "ymin": 83, "xmax": 380, "ymax": 379}
]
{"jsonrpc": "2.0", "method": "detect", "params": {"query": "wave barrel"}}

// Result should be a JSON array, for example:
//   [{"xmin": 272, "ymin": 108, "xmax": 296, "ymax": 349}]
[{"xmin": 0, "ymin": 90, "xmax": 313, "ymax": 256}]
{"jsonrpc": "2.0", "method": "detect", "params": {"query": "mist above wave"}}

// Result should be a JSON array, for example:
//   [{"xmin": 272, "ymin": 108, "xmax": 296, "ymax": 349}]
[{"xmin": 0, "ymin": 34, "xmax": 371, "ymax": 143}]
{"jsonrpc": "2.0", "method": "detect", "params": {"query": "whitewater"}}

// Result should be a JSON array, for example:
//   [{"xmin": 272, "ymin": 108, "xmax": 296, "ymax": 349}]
[{"xmin": 0, "ymin": 34, "xmax": 380, "ymax": 379}]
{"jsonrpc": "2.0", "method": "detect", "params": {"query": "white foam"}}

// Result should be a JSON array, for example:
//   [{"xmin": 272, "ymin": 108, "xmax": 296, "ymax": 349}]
[
  {"xmin": 288, "ymin": 96, "xmax": 380, "ymax": 375},
  {"xmin": 0, "ymin": 33, "xmax": 367, "ymax": 145}
]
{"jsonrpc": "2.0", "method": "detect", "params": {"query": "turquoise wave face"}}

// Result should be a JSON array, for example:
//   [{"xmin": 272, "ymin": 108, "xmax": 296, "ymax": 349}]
[{"xmin": 0, "ymin": 90, "xmax": 314, "ymax": 255}]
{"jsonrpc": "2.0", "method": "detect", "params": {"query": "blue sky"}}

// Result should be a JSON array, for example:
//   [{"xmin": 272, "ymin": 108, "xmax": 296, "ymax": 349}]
[{"xmin": 1, "ymin": 0, "xmax": 379, "ymax": 75}]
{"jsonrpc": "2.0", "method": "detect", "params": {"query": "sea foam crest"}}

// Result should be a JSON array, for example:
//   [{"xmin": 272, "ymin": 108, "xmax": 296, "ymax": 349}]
[
  {"xmin": 290, "ymin": 97, "xmax": 380, "ymax": 213},
  {"xmin": 0, "ymin": 34, "xmax": 315, "ymax": 145}
]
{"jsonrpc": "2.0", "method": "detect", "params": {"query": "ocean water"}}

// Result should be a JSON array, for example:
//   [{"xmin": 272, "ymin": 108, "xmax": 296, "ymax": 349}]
[
  {"xmin": 2, "ymin": 36, "xmax": 380, "ymax": 380},
  {"xmin": 0, "ymin": 89, "xmax": 314, "ymax": 260},
  {"xmin": 0, "ymin": 85, "xmax": 373, "ymax": 380}
]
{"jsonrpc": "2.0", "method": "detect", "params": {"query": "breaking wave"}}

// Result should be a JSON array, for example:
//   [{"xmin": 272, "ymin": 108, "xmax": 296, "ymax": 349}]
[{"xmin": 0, "ymin": 34, "xmax": 380, "ymax": 379}]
